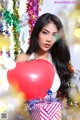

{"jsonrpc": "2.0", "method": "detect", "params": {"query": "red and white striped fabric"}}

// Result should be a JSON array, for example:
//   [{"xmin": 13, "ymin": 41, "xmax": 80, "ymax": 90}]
[{"xmin": 31, "ymin": 102, "xmax": 62, "ymax": 120}]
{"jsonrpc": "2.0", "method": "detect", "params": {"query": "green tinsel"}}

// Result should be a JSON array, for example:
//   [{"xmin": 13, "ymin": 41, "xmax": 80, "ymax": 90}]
[
  {"xmin": 3, "ymin": 8, "xmax": 21, "ymax": 59},
  {"xmin": 3, "ymin": 10, "xmax": 20, "ymax": 33}
]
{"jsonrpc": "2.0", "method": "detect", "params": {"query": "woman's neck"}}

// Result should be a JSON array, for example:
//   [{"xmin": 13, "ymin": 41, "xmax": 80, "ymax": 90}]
[{"xmin": 34, "ymin": 51, "xmax": 49, "ymax": 60}]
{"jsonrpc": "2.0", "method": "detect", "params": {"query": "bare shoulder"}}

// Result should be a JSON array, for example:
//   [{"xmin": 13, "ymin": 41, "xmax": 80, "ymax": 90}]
[{"xmin": 16, "ymin": 53, "xmax": 30, "ymax": 62}]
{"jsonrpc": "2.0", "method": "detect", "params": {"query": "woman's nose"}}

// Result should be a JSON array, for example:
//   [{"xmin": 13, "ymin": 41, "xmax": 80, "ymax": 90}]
[{"xmin": 46, "ymin": 35, "xmax": 52, "ymax": 42}]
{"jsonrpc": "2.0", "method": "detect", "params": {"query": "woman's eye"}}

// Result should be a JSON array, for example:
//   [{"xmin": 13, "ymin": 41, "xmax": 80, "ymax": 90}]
[
  {"xmin": 42, "ymin": 31, "xmax": 48, "ymax": 34},
  {"xmin": 53, "ymin": 34, "xmax": 57, "ymax": 37}
]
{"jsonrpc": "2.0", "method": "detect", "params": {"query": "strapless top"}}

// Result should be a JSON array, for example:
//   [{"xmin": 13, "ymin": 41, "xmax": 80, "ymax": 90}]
[{"xmin": 28, "ymin": 53, "xmax": 61, "ymax": 98}]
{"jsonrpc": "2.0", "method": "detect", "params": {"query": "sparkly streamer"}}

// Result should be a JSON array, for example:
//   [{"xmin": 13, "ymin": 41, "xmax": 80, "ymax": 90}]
[
  {"xmin": 26, "ymin": 0, "xmax": 39, "ymax": 41},
  {"xmin": 12, "ymin": 0, "xmax": 20, "ymax": 59},
  {"xmin": 0, "ymin": 0, "xmax": 10, "ymax": 54},
  {"xmin": 0, "ymin": 0, "xmax": 9, "ymax": 34}
]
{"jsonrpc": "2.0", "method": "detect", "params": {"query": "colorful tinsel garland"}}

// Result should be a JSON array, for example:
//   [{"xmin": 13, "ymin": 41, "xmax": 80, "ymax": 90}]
[
  {"xmin": 3, "ymin": 10, "xmax": 20, "ymax": 33},
  {"xmin": 26, "ymin": 0, "xmax": 39, "ymax": 41}
]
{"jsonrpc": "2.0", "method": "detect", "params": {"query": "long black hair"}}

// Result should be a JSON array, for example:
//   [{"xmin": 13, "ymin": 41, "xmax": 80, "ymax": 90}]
[{"xmin": 26, "ymin": 13, "xmax": 73, "ymax": 99}]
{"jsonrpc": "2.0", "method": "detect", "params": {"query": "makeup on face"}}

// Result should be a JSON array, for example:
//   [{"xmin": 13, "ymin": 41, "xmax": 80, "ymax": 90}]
[{"xmin": 38, "ymin": 23, "xmax": 59, "ymax": 52}]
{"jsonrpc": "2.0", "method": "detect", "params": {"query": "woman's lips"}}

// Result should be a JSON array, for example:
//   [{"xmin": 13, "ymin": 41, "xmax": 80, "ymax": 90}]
[{"xmin": 44, "ymin": 44, "xmax": 50, "ymax": 48}]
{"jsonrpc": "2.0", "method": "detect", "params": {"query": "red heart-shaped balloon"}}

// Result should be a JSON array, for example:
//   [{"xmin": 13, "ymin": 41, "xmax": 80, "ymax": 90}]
[{"xmin": 7, "ymin": 59, "xmax": 55, "ymax": 100}]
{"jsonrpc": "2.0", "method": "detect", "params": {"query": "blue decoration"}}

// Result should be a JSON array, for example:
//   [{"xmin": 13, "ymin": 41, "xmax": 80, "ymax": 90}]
[
  {"xmin": 47, "ymin": 90, "xmax": 52, "ymax": 95},
  {"xmin": 26, "ymin": 90, "xmax": 61, "ymax": 113}
]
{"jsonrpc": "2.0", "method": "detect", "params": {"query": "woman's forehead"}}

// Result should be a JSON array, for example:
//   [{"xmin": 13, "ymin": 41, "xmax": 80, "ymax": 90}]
[{"xmin": 42, "ymin": 22, "xmax": 58, "ymax": 33}]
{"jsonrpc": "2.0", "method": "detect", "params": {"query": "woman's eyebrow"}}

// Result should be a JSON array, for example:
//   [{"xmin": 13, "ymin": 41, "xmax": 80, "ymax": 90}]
[{"xmin": 42, "ymin": 29, "xmax": 58, "ymax": 34}]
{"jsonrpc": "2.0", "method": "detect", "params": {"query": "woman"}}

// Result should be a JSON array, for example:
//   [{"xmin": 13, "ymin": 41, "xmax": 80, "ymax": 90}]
[{"xmin": 16, "ymin": 13, "xmax": 74, "ymax": 104}]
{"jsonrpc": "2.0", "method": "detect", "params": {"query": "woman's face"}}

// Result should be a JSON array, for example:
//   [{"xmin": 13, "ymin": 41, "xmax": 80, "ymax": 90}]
[{"xmin": 38, "ymin": 22, "xmax": 58, "ymax": 52}]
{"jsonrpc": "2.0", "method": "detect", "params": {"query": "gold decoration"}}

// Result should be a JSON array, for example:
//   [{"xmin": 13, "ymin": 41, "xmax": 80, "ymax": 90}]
[
  {"xmin": 74, "ymin": 28, "xmax": 80, "ymax": 38},
  {"xmin": 39, "ymin": 0, "xmax": 43, "ymax": 5},
  {"xmin": 0, "ymin": 101, "xmax": 6, "ymax": 112},
  {"xmin": 0, "ymin": 4, "xmax": 2, "ymax": 11},
  {"xmin": 0, "ymin": 34, "xmax": 11, "ymax": 51},
  {"xmin": 70, "ymin": 10, "xmax": 80, "ymax": 20},
  {"xmin": 69, "ymin": 3, "xmax": 80, "ymax": 20},
  {"xmin": 13, "ymin": 0, "xmax": 20, "ymax": 59},
  {"xmin": 67, "ymin": 62, "xmax": 74, "ymax": 73}
]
